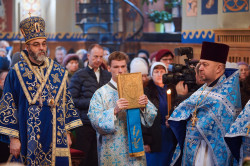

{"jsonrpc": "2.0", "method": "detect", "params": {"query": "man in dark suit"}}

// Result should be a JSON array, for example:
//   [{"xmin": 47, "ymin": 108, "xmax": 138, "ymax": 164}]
[{"xmin": 69, "ymin": 44, "xmax": 111, "ymax": 166}]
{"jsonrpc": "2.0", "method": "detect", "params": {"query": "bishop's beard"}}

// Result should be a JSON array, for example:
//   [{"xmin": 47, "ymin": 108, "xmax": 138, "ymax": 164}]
[{"xmin": 28, "ymin": 48, "xmax": 47, "ymax": 63}]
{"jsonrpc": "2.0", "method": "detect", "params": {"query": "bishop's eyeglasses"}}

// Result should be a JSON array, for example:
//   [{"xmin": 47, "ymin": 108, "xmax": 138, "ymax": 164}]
[{"xmin": 27, "ymin": 42, "xmax": 47, "ymax": 48}]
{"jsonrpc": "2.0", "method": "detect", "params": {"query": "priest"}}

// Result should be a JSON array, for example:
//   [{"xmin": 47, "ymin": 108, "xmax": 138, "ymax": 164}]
[{"xmin": 169, "ymin": 41, "xmax": 242, "ymax": 166}]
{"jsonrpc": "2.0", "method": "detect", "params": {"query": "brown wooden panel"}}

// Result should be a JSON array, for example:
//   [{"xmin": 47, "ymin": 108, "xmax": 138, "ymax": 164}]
[
  {"xmin": 8, "ymin": 40, "xmax": 250, "ymax": 64},
  {"xmin": 140, "ymin": 42, "xmax": 250, "ymax": 64},
  {"xmin": 140, "ymin": 42, "xmax": 202, "ymax": 64}
]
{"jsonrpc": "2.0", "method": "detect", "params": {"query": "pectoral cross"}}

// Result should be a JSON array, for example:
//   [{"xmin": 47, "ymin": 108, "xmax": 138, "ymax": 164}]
[
  {"xmin": 38, "ymin": 94, "xmax": 44, "ymax": 107},
  {"xmin": 38, "ymin": 90, "xmax": 45, "ymax": 107},
  {"xmin": 246, "ymin": 123, "xmax": 250, "ymax": 136},
  {"xmin": 191, "ymin": 112, "xmax": 198, "ymax": 130},
  {"xmin": 28, "ymin": 11, "xmax": 31, "ymax": 17}
]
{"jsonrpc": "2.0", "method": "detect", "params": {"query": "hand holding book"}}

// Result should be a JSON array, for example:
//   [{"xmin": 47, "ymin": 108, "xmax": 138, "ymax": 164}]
[
  {"xmin": 114, "ymin": 98, "xmax": 129, "ymax": 115},
  {"xmin": 138, "ymin": 95, "xmax": 148, "ymax": 105}
]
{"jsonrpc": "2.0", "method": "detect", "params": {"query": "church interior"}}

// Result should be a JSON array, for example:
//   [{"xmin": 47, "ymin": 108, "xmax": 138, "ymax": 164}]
[
  {"xmin": 0, "ymin": 0, "xmax": 249, "ymax": 64},
  {"xmin": 0, "ymin": 0, "xmax": 250, "ymax": 165}
]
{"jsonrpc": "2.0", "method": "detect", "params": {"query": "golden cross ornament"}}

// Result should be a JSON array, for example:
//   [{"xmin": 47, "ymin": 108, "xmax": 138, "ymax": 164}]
[
  {"xmin": 190, "ymin": 85, "xmax": 216, "ymax": 131},
  {"xmin": 38, "ymin": 94, "xmax": 44, "ymax": 107},
  {"xmin": 28, "ymin": 11, "xmax": 31, "ymax": 17},
  {"xmin": 191, "ymin": 111, "xmax": 198, "ymax": 130}
]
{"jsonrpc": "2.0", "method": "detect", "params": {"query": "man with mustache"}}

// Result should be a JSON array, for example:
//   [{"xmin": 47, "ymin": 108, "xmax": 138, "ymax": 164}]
[
  {"xmin": 169, "ymin": 42, "xmax": 241, "ymax": 166},
  {"xmin": 0, "ymin": 16, "xmax": 82, "ymax": 165}
]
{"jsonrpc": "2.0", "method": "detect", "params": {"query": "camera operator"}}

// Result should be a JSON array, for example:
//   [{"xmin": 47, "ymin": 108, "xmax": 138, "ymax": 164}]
[
  {"xmin": 174, "ymin": 63, "xmax": 205, "ymax": 108},
  {"xmin": 162, "ymin": 47, "xmax": 200, "ymax": 109}
]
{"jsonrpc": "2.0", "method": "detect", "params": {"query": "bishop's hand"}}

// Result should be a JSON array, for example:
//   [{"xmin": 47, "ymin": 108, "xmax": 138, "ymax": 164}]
[
  {"xmin": 67, "ymin": 133, "xmax": 72, "ymax": 147},
  {"xmin": 10, "ymin": 137, "xmax": 21, "ymax": 159}
]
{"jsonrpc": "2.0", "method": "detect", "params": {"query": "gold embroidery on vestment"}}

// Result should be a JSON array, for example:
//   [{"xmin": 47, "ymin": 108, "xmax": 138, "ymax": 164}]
[
  {"xmin": 14, "ymin": 52, "xmax": 54, "ymax": 105},
  {"xmin": 0, "ymin": 126, "xmax": 19, "ymax": 138},
  {"xmin": 65, "ymin": 119, "xmax": 83, "ymax": 131}
]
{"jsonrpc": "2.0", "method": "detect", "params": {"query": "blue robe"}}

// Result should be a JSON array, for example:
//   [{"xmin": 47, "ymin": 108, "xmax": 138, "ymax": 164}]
[
  {"xmin": 225, "ymin": 100, "xmax": 250, "ymax": 165},
  {"xmin": 169, "ymin": 69, "xmax": 241, "ymax": 166},
  {"xmin": 88, "ymin": 81, "xmax": 157, "ymax": 166},
  {"xmin": 0, "ymin": 51, "xmax": 82, "ymax": 166}
]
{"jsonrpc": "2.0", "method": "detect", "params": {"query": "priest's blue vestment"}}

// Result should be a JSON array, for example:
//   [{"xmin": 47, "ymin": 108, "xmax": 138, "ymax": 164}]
[
  {"xmin": 225, "ymin": 100, "xmax": 250, "ymax": 165},
  {"xmin": 169, "ymin": 69, "xmax": 241, "ymax": 166}
]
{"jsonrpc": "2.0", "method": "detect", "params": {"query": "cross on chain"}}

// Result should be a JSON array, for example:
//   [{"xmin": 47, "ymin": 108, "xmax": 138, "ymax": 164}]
[{"xmin": 191, "ymin": 113, "xmax": 198, "ymax": 131}]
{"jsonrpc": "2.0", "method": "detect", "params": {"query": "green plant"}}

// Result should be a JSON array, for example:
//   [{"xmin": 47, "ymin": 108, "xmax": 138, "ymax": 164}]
[
  {"xmin": 142, "ymin": 0, "xmax": 181, "ymax": 6},
  {"xmin": 165, "ymin": 0, "xmax": 182, "ymax": 8},
  {"xmin": 165, "ymin": 0, "xmax": 182, "ymax": 18},
  {"xmin": 142, "ymin": 0, "xmax": 158, "ymax": 5},
  {"xmin": 147, "ymin": 10, "xmax": 172, "ymax": 23}
]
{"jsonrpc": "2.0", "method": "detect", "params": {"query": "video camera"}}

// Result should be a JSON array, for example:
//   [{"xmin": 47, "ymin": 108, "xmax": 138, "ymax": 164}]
[{"xmin": 162, "ymin": 47, "xmax": 199, "ymax": 92}]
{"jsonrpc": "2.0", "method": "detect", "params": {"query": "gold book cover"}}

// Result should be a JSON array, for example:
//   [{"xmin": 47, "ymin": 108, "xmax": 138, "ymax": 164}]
[{"xmin": 117, "ymin": 72, "xmax": 145, "ymax": 109}]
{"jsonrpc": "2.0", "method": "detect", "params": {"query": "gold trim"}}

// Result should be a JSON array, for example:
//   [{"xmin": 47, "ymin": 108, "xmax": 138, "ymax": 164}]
[
  {"xmin": 21, "ymin": 52, "xmax": 41, "ymax": 82},
  {"xmin": 55, "ymin": 148, "xmax": 70, "ymax": 157},
  {"xmin": 54, "ymin": 71, "xmax": 68, "ymax": 105},
  {"xmin": 14, "ymin": 64, "xmax": 32, "ymax": 104},
  {"xmin": 68, "ymin": 146, "xmax": 72, "ymax": 166},
  {"xmin": 31, "ymin": 60, "xmax": 54, "ymax": 104},
  {"xmin": 129, "ymin": 151, "xmax": 145, "ymax": 157},
  {"xmin": 65, "ymin": 119, "xmax": 83, "ymax": 131},
  {"xmin": 52, "ymin": 71, "xmax": 68, "ymax": 166},
  {"xmin": 61, "ymin": 72, "xmax": 72, "ymax": 166},
  {"xmin": 52, "ymin": 107, "xmax": 56, "ymax": 166},
  {"xmin": 25, "ymin": 37, "xmax": 47, "ymax": 43},
  {"xmin": 21, "ymin": 51, "xmax": 50, "ymax": 83},
  {"xmin": 62, "ymin": 82, "xmax": 72, "ymax": 165},
  {"xmin": 63, "ymin": 82, "xmax": 66, "ymax": 124},
  {"xmin": 15, "ymin": 52, "xmax": 54, "ymax": 105},
  {"xmin": 0, "ymin": 126, "xmax": 19, "ymax": 138}
]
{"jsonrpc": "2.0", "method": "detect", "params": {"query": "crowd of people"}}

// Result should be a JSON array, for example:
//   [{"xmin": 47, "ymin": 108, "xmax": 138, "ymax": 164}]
[{"xmin": 0, "ymin": 16, "xmax": 250, "ymax": 166}]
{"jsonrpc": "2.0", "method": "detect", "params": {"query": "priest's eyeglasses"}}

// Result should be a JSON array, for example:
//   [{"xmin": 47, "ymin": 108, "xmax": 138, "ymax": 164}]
[{"xmin": 27, "ymin": 42, "xmax": 47, "ymax": 48}]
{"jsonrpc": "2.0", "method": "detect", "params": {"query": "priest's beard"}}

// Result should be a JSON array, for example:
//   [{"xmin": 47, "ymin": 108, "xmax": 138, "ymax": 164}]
[{"xmin": 28, "ymin": 48, "xmax": 47, "ymax": 64}]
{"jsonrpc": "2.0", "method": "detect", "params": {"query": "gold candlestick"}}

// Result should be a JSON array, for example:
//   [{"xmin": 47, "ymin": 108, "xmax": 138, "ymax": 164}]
[{"xmin": 167, "ymin": 89, "xmax": 171, "ymax": 116}]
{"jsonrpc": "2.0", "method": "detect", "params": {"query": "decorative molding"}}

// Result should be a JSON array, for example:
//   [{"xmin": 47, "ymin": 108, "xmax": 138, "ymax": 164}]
[
  {"xmin": 223, "ymin": 0, "xmax": 249, "ymax": 13},
  {"xmin": 0, "ymin": 32, "xmax": 123, "ymax": 42},
  {"xmin": 182, "ymin": 29, "xmax": 215, "ymax": 43}
]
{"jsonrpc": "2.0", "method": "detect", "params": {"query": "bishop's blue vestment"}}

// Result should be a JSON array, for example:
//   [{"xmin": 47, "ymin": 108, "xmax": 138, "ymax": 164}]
[
  {"xmin": 169, "ymin": 69, "xmax": 241, "ymax": 166},
  {"xmin": 0, "ymin": 51, "xmax": 82, "ymax": 166}
]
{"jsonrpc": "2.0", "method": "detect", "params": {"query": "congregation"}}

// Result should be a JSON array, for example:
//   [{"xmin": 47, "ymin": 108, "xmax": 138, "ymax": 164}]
[{"xmin": 0, "ymin": 16, "xmax": 249, "ymax": 166}]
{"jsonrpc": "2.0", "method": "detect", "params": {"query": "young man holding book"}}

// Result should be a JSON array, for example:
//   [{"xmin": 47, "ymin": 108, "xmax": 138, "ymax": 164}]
[{"xmin": 88, "ymin": 51, "xmax": 157, "ymax": 165}]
